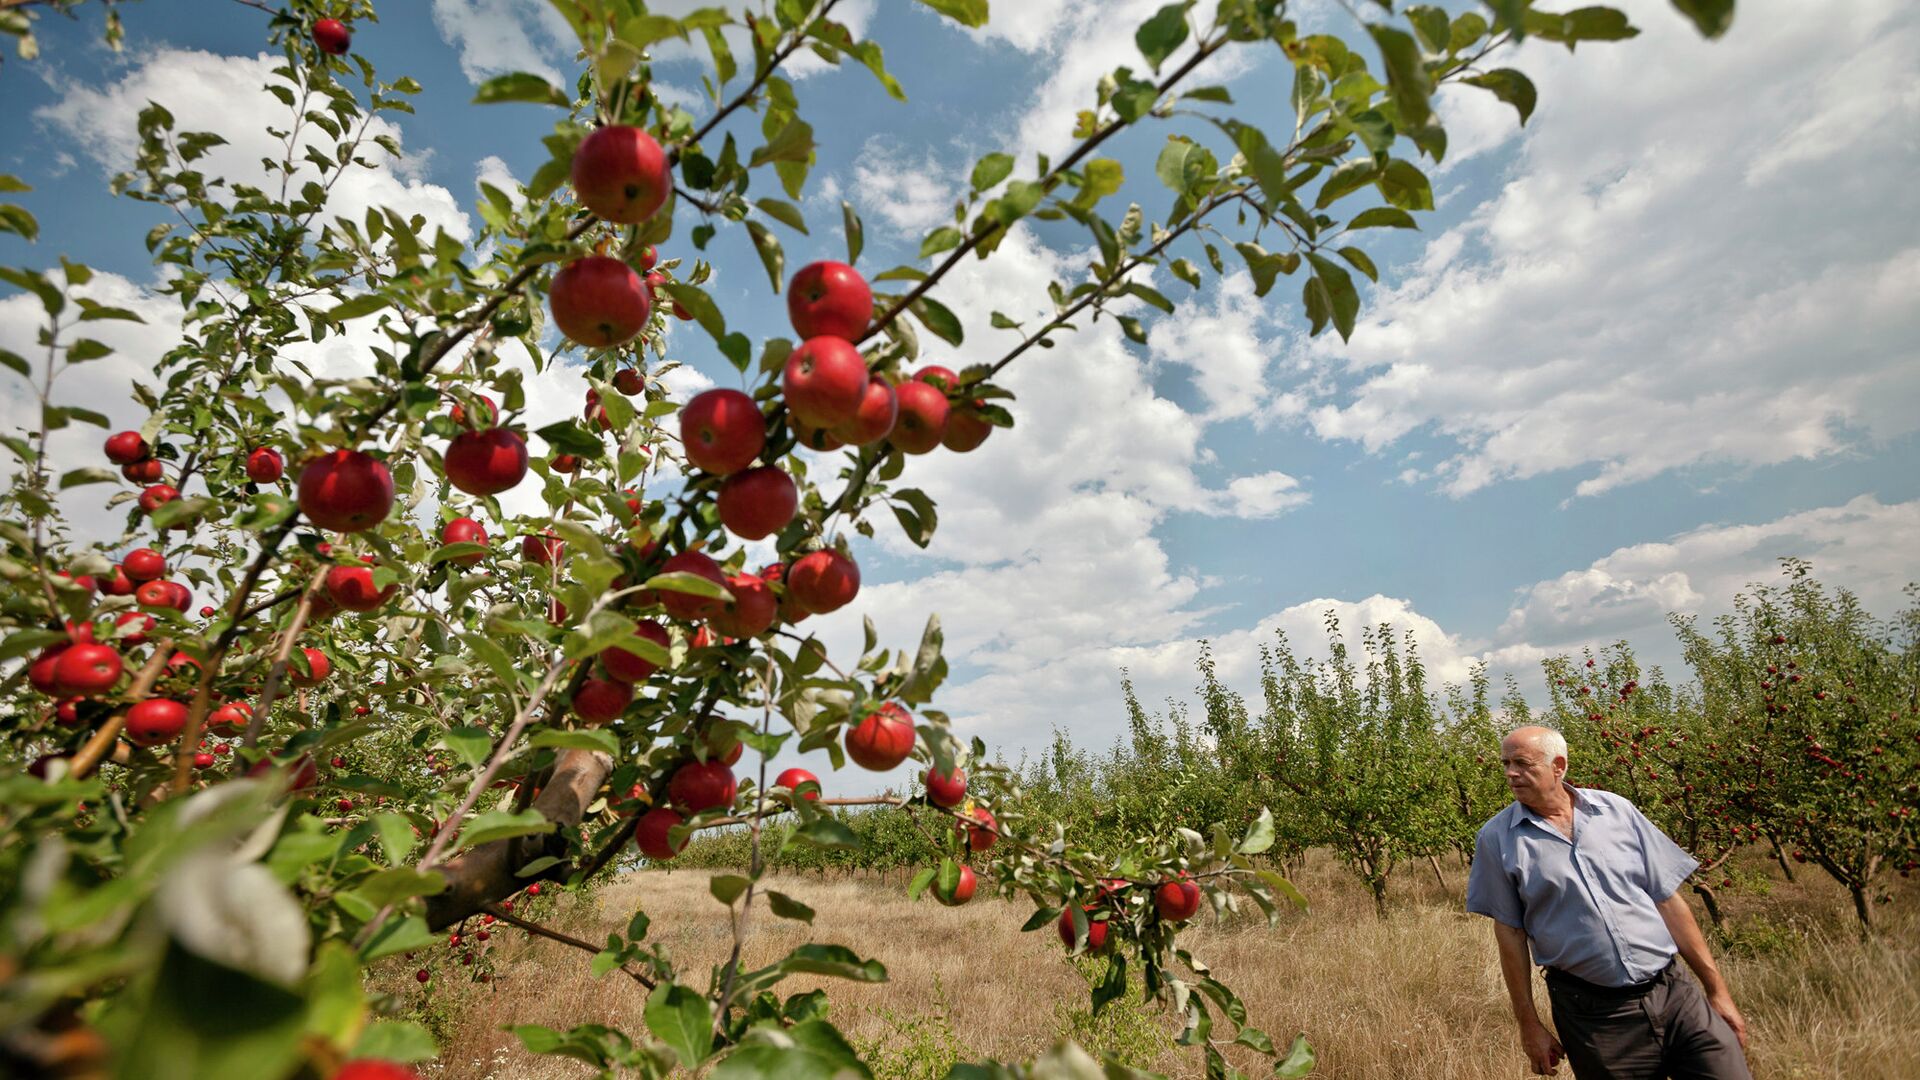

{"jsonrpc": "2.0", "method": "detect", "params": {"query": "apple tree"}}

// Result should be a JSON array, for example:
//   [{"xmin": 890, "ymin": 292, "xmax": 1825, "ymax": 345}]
[{"xmin": 0, "ymin": 0, "xmax": 1733, "ymax": 1076}]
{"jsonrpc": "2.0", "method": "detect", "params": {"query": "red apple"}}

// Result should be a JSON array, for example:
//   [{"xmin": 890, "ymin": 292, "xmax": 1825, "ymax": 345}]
[
  {"xmin": 668, "ymin": 759, "xmax": 736, "ymax": 813},
  {"xmin": 834, "ymin": 376, "xmax": 898, "ymax": 445},
  {"xmin": 959, "ymin": 806, "xmax": 997, "ymax": 852},
  {"xmin": 521, "ymin": 531, "xmax": 564, "ymax": 565},
  {"xmin": 572, "ymin": 676, "xmax": 632, "ymax": 724},
  {"xmin": 716, "ymin": 466, "xmax": 797, "ymax": 541},
  {"xmin": 888, "ymin": 380, "xmax": 949, "ymax": 455},
  {"xmin": 246, "ymin": 446, "xmax": 284, "ymax": 483},
  {"xmin": 711, "ymin": 573, "xmax": 776, "ymax": 639},
  {"xmin": 126, "ymin": 699, "xmax": 188, "ymax": 747},
  {"xmin": 54, "ymin": 698, "xmax": 82, "ymax": 726},
  {"xmin": 1154, "ymin": 878, "xmax": 1201, "ymax": 922},
  {"xmin": 637, "ymin": 246, "xmax": 658, "ymax": 272},
  {"xmin": 1057, "ymin": 906, "xmax": 1110, "ymax": 951},
  {"xmin": 325, "ymin": 564, "xmax": 396, "ymax": 612},
  {"xmin": 123, "ymin": 547, "xmax": 166, "ymax": 581},
  {"xmin": 550, "ymin": 453, "xmax": 579, "ymax": 474},
  {"xmin": 115, "ymin": 611, "xmax": 156, "ymax": 645},
  {"xmin": 104, "ymin": 430, "xmax": 150, "ymax": 464},
  {"xmin": 334, "ymin": 1063, "xmax": 420, "ymax": 1080},
  {"xmin": 845, "ymin": 703, "xmax": 915, "ymax": 771},
  {"xmin": 312, "ymin": 18, "xmax": 352, "ymax": 55},
  {"xmin": 53, "ymin": 642, "xmax": 122, "ymax": 696},
  {"xmin": 551, "ymin": 256, "xmax": 652, "ymax": 348},
  {"xmin": 207, "ymin": 701, "xmax": 252, "ymax": 737},
  {"xmin": 162, "ymin": 581, "xmax": 192, "ymax": 612},
  {"xmin": 925, "ymin": 766, "xmax": 966, "ymax": 808},
  {"xmin": 122, "ymin": 458, "xmax": 165, "ymax": 483},
  {"xmin": 634, "ymin": 807, "xmax": 687, "ymax": 860},
  {"xmin": 941, "ymin": 403, "xmax": 993, "ymax": 452},
  {"xmin": 613, "ymin": 368, "xmax": 646, "ymax": 395},
  {"xmin": 101, "ymin": 564, "xmax": 136, "ymax": 596},
  {"xmin": 782, "ymin": 336, "xmax": 868, "ymax": 428},
  {"xmin": 787, "ymin": 261, "xmax": 872, "ymax": 341},
  {"xmin": 571, "ymin": 126, "xmax": 670, "ymax": 225},
  {"xmin": 787, "ymin": 549, "xmax": 859, "ymax": 614},
  {"xmin": 294, "ymin": 646, "xmax": 331, "ymax": 686},
  {"xmin": 775, "ymin": 767, "xmax": 820, "ymax": 800},
  {"xmin": 444, "ymin": 427, "xmax": 529, "ymax": 495},
  {"xmin": 916, "ymin": 365, "xmax": 958, "ymax": 389},
  {"xmin": 440, "ymin": 517, "xmax": 489, "ymax": 564},
  {"xmin": 934, "ymin": 864, "xmax": 977, "ymax": 907},
  {"xmin": 679, "ymin": 389, "xmax": 765, "ymax": 475},
  {"xmin": 199, "ymin": 605, "xmax": 216, "ymax": 618},
  {"xmin": 298, "ymin": 449, "xmax": 394, "ymax": 533},
  {"xmin": 139, "ymin": 484, "xmax": 179, "ymax": 513},
  {"xmin": 449, "ymin": 395, "xmax": 496, "ymax": 429},
  {"xmin": 656, "ymin": 550, "xmax": 731, "ymax": 621},
  {"xmin": 603, "ymin": 619, "xmax": 670, "ymax": 683}
]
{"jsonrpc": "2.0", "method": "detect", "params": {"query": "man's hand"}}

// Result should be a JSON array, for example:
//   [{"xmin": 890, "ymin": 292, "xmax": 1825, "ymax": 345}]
[
  {"xmin": 1520, "ymin": 1017, "xmax": 1566, "ymax": 1075},
  {"xmin": 1706, "ymin": 988, "xmax": 1748, "ymax": 1049}
]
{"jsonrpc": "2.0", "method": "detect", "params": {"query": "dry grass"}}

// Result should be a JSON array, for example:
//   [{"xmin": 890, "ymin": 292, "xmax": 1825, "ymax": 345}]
[{"xmin": 387, "ymin": 851, "xmax": 1920, "ymax": 1079}]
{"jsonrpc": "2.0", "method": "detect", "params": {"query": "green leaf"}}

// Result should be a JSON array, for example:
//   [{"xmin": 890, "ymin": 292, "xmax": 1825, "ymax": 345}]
[
  {"xmin": 59, "ymin": 466, "xmax": 118, "ymax": 489},
  {"xmin": 755, "ymin": 197, "xmax": 809, "ymax": 233},
  {"xmin": 359, "ymin": 915, "xmax": 436, "ymax": 962},
  {"xmin": 645, "ymin": 984, "xmax": 715, "ymax": 1070},
  {"xmin": 372, "ymin": 813, "xmax": 415, "ymax": 864},
  {"xmin": 1368, "ymin": 24, "xmax": 1432, "ymax": 128},
  {"xmin": 1305, "ymin": 253, "xmax": 1360, "ymax": 342},
  {"xmin": 780, "ymin": 944, "xmax": 887, "ymax": 983},
  {"xmin": 906, "ymin": 866, "xmax": 936, "ymax": 901},
  {"xmin": 1238, "ymin": 807, "xmax": 1276, "ymax": 854},
  {"xmin": 0, "ymin": 204, "xmax": 38, "ymax": 242},
  {"xmin": 529, "ymin": 728, "xmax": 620, "ymax": 755},
  {"xmin": 914, "ymin": 0, "xmax": 988, "ymax": 28},
  {"xmin": 750, "ymin": 118, "xmax": 815, "ymax": 168},
  {"xmin": 792, "ymin": 816, "xmax": 859, "ymax": 850},
  {"xmin": 472, "ymin": 72, "xmax": 572, "ymax": 107},
  {"xmin": 324, "ymin": 293, "xmax": 390, "ymax": 322},
  {"xmin": 1526, "ymin": 6, "xmax": 1640, "ymax": 48},
  {"xmin": 1277, "ymin": 1034, "xmax": 1317, "ymax": 1077},
  {"xmin": 1135, "ymin": 2, "xmax": 1192, "ymax": 73},
  {"xmin": 716, "ymin": 1019, "xmax": 872, "ymax": 1080},
  {"xmin": 768, "ymin": 891, "xmax": 816, "ymax": 924},
  {"xmin": 1463, "ymin": 68, "xmax": 1538, "ymax": 126},
  {"xmin": 919, "ymin": 226, "xmax": 963, "ymax": 259},
  {"xmin": 354, "ymin": 867, "xmax": 447, "ymax": 907},
  {"xmin": 353, "ymin": 1022, "xmax": 438, "ymax": 1064},
  {"xmin": 120, "ymin": 942, "xmax": 305, "ymax": 1080},
  {"xmin": 457, "ymin": 808, "xmax": 556, "ymax": 849},
  {"xmin": 1170, "ymin": 258, "xmax": 1201, "ymax": 288},
  {"xmin": 909, "ymin": 296, "xmax": 963, "ymax": 346},
  {"xmin": 1347, "ymin": 206, "xmax": 1419, "ymax": 231},
  {"xmin": 842, "ymin": 201, "xmax": 864, "ymax": 264},
  {"xmin": 970, "ymin": 152, "xmax": 1015, "ymax": 193},
  {"xmin": 1256, "ymin": 869, "xmax": 1310, "ymax": 913},
  {"xmin": 642, "ymin": 569, "xmax": 731, "ymax": 600},
  {"xmin": 1669, "ymin": 0, "xmax": 1734, "ymax": 39},
  {"xmin": 440, "ymin": 726, "xmax": 491, "ymax": 768},
  {"xmin": 1338, "ymin": 246, "xmax": 1379, "ymax": 282},
  {"xmin": 746, "ymin": 220, "xmax": 785, "ymax": 292},
  {"xmin": 1315, "ymin": 159, "xmax": 1379, "ymax": 210},
  {"xmin": 1378, "ymin": 158, "xmax": 1434, "ymax": 211},
  {"xmin": 710, "ymin": 874, "xmax": 752, "ymax": 905}
]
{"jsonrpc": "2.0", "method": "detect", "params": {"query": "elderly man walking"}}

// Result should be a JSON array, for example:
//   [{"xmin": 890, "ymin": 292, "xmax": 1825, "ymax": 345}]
[{"xmin": 1466, "ymin": 726, "xmax": 1752, "ymax": 1079}]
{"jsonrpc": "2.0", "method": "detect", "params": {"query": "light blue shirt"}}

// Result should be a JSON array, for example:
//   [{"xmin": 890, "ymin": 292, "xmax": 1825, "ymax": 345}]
[{"xmin": 1466, "ymin": 785, "xmax": 1698, "ymax": 987}]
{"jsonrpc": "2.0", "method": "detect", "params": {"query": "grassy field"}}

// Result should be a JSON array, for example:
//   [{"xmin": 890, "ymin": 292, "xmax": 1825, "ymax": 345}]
[{"xmin": 386, "ymin": 850, "xmax": 1920, "ymax": 1079}]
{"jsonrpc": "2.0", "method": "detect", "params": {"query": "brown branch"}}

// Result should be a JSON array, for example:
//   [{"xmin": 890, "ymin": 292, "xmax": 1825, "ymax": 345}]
[
  {"xmin": 239, "ymin": 567, "xmax": 327, "ymax": 750},
  {"xmin": 480, "ymin": 902, "xmax": 656, "ymax": 990},
  {"xmin": 857, "ymin": 31, "xmax": 1230, "ymax": 347}
]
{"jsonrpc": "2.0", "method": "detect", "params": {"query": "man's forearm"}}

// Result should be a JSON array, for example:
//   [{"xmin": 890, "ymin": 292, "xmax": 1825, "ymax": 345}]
[
  {"xmin": 1492, "ymin": 922, "xmax": 1544, "ymax": 1027},
  {"xmin": 1656, "ymin": 891, "xmax": 1727, "ymax": 995}
]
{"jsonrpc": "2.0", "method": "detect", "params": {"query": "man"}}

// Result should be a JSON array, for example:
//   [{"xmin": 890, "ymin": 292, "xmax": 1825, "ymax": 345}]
[{"xmin": 1466, "ymin": 725, "xmax": 1752, "ymax": 1079}]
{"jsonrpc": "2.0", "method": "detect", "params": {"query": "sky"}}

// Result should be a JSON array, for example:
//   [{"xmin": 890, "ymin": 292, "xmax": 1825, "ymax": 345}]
[{"xmin": 2, "ymin": 0, "xmax": 1917, "ymax": 773}]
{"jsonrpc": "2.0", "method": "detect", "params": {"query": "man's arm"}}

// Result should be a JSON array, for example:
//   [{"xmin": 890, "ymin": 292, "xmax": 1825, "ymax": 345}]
[
  {"xmin": 1493, "ymin": 921, "xmax": 1564, "ymax": 1075},
  {"xmin": 1655, "ymin": 891, "xmax": 1747, "ymax": 1048}
]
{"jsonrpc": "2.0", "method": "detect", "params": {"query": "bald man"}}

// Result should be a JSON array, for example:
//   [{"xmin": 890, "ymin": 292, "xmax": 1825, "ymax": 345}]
[{"xmin": 1465, "ymin": 726, "xmax": 1751, "ymax": 1079}]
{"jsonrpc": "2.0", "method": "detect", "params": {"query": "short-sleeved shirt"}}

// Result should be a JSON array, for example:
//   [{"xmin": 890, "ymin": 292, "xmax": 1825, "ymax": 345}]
[{"xmin": 1465, "ymin": 784, "xmax": 1698, "ymax": 987}]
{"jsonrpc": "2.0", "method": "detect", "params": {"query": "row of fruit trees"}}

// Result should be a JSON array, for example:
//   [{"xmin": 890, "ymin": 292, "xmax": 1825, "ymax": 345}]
[{"xmin": 0, "ymin": 1, "xmax": 1741, "ymax": 1077}]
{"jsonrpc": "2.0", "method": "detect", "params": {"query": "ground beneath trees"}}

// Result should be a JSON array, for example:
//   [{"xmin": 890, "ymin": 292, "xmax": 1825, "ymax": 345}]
[{"xmin": 385, "ymin": 850, "xmax": 1920, "ymax": 1079}]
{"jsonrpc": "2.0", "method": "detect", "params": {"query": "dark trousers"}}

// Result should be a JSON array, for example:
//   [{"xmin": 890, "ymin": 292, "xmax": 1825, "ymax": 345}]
[{"xmin": 1544, "ymin": 961, "xmax": 1752, "ymax": 1080}]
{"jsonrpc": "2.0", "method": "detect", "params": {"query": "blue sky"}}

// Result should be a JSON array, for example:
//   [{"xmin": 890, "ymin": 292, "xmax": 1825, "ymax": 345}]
[{"xmin": 3, "ymin": 0, "xmax": 1917, "ymax": 766}]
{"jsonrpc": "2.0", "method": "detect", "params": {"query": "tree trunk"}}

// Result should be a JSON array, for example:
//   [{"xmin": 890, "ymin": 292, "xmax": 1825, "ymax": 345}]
[
  {"xmin": 1769, "ymin": 836, "xmax": 1795, "ymax": 883},
  {"xmin": 1370, "ymin": 877, "xmax": 1388, "ymax": 919},
  {"xmin": 1850, "ymin": 883, "xmax": 1873, "ymax": 937},
  {"xmin": 1428, "ymin": 854, "xmax": 1449, "ymax": 893},
  {"xmin": 1691, "ymin": 881, "xmax": 1723, "ymax": 929},
  {"xmin": 426, "ymin": 748, "xmax": 614, "ymax": 930}
]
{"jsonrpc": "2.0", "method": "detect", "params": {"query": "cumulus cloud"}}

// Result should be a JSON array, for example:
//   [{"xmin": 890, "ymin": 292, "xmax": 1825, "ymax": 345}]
[
  {"xmin": 1295, "ymin": 0, "xmax": 1920, "ymax": 498},
  {"xmin": 847, "ymin": 138, "xmax": 954, "ymax": 234},
  {"xmin": 37, "ymin": 48, "xmax": 469, "ymax": 244}
]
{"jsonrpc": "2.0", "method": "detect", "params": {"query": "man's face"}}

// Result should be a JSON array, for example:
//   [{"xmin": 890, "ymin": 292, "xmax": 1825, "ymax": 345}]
[{"xmin": 1500, "ymin": 739, "xmax": 1563, "ymax": 806}]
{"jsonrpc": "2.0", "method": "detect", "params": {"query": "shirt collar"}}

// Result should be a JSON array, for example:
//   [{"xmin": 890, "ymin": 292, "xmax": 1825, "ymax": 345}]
[{"xmin": 1508, "ymin": 782, "xmax": 1601, "ymax": 829}]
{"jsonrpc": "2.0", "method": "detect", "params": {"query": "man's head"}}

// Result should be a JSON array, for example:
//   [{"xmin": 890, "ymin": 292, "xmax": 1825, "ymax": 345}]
[{"xmin": 1500, "ymin": 725, "xmax": 1568, "ymax": 810}]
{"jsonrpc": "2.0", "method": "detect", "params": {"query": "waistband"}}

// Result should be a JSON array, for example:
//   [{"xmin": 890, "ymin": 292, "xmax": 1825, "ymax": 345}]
[{"xmin": 1544, "ymin": 957, "xmax": 1677, "ymax": 998}]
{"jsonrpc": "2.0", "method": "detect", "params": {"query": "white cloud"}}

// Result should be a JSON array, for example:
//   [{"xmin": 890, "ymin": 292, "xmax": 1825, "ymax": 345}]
[
  {"xmin": 1149, "ymin": 271, "xmax": 1282, "ymax": 423},
  {"xmin": 847, "ymin": 138, "xmax": 954, "ymax": 234},
  {"xmin": 1217, "ymin": 471, "xmax": 1308, "ymax": 519},
  {"xmin": 37, "ymin": 48, "xmax": 469, "ymax": 245},
  {"xmin": 1295, "ymin": 0, "xmax": 1920, "ymax": 498}
]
